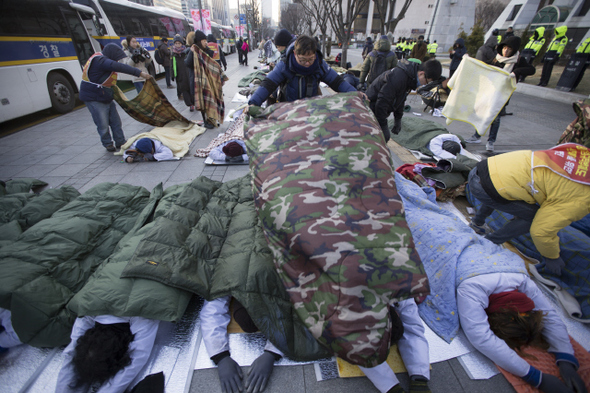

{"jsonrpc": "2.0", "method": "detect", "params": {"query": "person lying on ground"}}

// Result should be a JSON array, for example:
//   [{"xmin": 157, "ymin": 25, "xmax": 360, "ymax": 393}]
[
  {"xmin": 201, "ymin": 296, "xmax": 283, "ymax": 393},
  {"xmin": 458, "ymin": 272, "xmax": 586, "ymax": 393},
  {"xmin": 467, "ymin": 145, "xmax": 590, "ymax": 275},
  {"xmin": 208, "ymin": 140, "xmax": 249, "ymax": 163},
  {"xmin": 428, "ymin": 134, "xmax": 466, "ymax": 159},
  {"xmin": 359, "ymin": 299, "xmax": 431, "ymax": 393},
  {"xmin": 123, "ymin": 137, "xmax": 174, "ymax": 163},
  {"xmin": 367, "ymin": 59, "xmax": 442, "ymax": 142},
  {"xmin": 55, "ymin": 315, "xmax": 160, "ymax": 393},
  {"xmin": 248, "ymin": 35, "xmax": 357, "ymax": 106}
]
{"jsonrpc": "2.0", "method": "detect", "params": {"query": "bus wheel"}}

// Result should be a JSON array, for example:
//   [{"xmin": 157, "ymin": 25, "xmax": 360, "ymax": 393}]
[{"xmin": 47, "ymin": 73, "xmax": 75, "ymax": 114}]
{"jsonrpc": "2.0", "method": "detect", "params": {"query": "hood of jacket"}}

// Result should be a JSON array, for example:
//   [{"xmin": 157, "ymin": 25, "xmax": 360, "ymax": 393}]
[
  {"xmin": 498, "ymin": 35, "xmax": 521, "ymax": 54},
  {"xmin": 102, "ymin": 43, "xmax": 126, "ymax": 61},
  {"xmin": 121, "ymin": 39, "xmax": 129, "ymax": 50},
  {"xmin": 375, "ymin": 37, "xmax": 391, "ymax": 52},
  {"xmin": 397, "ymin": 59, "xmax": 419, "ymax": 88},
  {"xmin": 533, "ymin": 26, "xmax": 545, "ymax": 41},
  {"xmin": 554, "ymin": 25, "xmax": 567, "ymax": 38},
  {"xmin": 366, "ymin": 37, "xmax": 373, "ymax": 43},
  {"xmin": 483, "ymin": 35, "xmax": 498, "ymax": 49},
  {"xmin": 454, "ymin": 38, "xmax": 465, "ymax": 47}
]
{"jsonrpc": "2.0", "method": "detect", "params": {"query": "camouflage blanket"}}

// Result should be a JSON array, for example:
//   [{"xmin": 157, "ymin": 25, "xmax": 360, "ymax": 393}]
[
  {"xmin": 192, "ymin": 46, "xmax": 228, "ymax": 127},
  {"xmin": 244, "ymin": 92, "xmax": 429, "ymax": 367},
  {"xmin": 558, "ymin": 101, "xmax": 590, "ymax": 148},
  {"xmin": 112, "ymin": 78, "xmax": 191, "ymax": 127}
]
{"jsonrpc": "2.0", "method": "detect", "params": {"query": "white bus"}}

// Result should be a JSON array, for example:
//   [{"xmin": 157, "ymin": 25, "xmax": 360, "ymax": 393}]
[
  {"xmin": 210, "ymin": 22, "xmax": 237, "ymax": 55},
  {"xmin": 0, "ymin": 0, "xmax": 190, "ymax": 123}
]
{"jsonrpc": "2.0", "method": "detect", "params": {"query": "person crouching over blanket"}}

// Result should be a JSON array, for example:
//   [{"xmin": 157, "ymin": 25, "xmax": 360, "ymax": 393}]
[
  {"xmin": 458, "ymin": 273, "xmax": 586, "ymax": 393},
  {"xmin": 185, "ymin": 29, "xmax": 228, "ymax": 129},
  {"xmin": 467, "ymin": 144, "xmax": 590, "ymax": 276},
  {"xmin": 359, "ymin": 299, "xmax": 431, "ymax": 393},
  {"xmin": 201, "ymin": 297, "xmax": 283, "ymax": 393},
  {"xmin": 247, "ymin": 35, "xmax": 357, "ymax": 106},
  {"xmin": 209, "ymin": 140, "xmax": 249, "ymax": 163},
  {"xmin": 55, "ymin": 315, "xmax": 159, "ymax": 393},
  {"xmin": 124, "ymin": 138, "xmax": 173, "ymax": 163}
]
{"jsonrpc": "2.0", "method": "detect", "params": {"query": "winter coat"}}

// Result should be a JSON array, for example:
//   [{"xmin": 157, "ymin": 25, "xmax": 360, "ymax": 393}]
[
  {"xmin": 410, "ymin": 40, "xmax": 428, "ymax": 61},
  {"xmin": 248, "ymin": 45, "xmax": 356, "ymax": 106},
  {"xmin": 172, "ymin": 47, "xmax": 191, "ymax": 105},
  {"xmin": 121, "ymin": 39, "xmax": 152, "ymax": 83},
  {"xmin": 362, "ymin": 38, "xmax": 374, "ymax": 58},
  {"xmin": 476, "ymin": 35, "xmax": 499, "ymax": 64},
  {"xmin": 359, "ymin": 38, "xmax": 398, "ymax": 84},
  {"xmin": 491, "ymin": 36, "xmax": 536, "ymax": 80},
  {"xmin": 366, "ymin": 59, "xmax": 420, "ymax": 135},
  {"xmin": 158, "ymin": 41, "xmax": 171, "ymax": 66},
  {"xmin": 484, "ymin": 149, "xmax": 590, "ymax": 258},
  {"xmin": 524, "ymin": 26, "xmax": 546, "ymax": 55},
  {"xmin": 79, "ymin": 45, "xmax": 141, "ymax": 103},
  {"xmin": 546, "ymin": 25, "xmax": 568, "ymax": 58},
  {"xmin": 449, "ymin": 38, "xmax": 466, "ymax": 72}
]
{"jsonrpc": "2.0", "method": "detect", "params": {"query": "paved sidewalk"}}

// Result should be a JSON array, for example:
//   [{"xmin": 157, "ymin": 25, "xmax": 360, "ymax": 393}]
[{"xmin": 1, "ymin": 48, "xmax": 588, "ymax": 393}]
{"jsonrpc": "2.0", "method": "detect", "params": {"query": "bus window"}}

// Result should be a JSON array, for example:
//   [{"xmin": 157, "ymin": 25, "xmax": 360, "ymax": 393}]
[
  {"xmin": 171, "ymin": 17, "xmax": 186, "ymax": 37},
  {"xmin": 0, "ymin": 0, "xmax": 70, "ymax": 36},
  {"xmin": 158, "ymin": 17, "xmax": 176, "ymax": 37},
  {"xmin": 148, "ymin": 16, "xmax": 169, "ymax": 37}
]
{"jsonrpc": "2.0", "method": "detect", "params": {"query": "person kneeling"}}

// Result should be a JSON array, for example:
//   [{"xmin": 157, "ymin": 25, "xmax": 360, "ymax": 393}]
[
  {"xmin": 124, "ymin": 138, "xmax": 174, "ymax": 163},
  {"xmin": 209, "ymin": 140, "xmax": 249, "ymax": 164}
]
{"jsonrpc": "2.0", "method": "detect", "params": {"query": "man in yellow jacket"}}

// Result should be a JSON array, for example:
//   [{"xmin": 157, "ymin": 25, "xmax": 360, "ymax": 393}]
[
  {"xmin": 468, "ymin": 145, "xmax": 590, "ymax": 275},
  {"xmin": 538, "ymin": 25, "xmax": 568, "ymax": 86}
]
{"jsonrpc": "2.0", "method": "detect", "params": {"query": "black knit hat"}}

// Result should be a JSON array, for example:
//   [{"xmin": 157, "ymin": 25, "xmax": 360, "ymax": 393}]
[
  {"xmin": 274, "ymin": 29, "xmax": 292, "ymax": 47},
  {"xmin": 442, "ymin": 140, "xmax": 461, "ymax": 156},
  {"xmin": 194, "ymin": 30, "xmax": 207, "ymax": 43},
  {"xmin": 497, "ymin": 36, "xmax": 521, "ymax": 55},
  {"xmin": 173, "ymin": 34, "xmax": 183, "ymax": 44}
]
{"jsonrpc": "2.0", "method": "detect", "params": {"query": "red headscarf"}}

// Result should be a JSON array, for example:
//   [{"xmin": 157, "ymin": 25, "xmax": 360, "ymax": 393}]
[{"xmin": 486, "ymin": 290, "xmax": 535, "ymax": 314}]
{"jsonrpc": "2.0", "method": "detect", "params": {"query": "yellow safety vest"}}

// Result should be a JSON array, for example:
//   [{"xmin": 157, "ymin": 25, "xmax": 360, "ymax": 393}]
[
  {"xmin": 576, "ymin": 37, "xmax": 590, "ymax": 54},
  {"xmin": 429, "ymin": 43, "xmax": 438, "ymax": 54}
]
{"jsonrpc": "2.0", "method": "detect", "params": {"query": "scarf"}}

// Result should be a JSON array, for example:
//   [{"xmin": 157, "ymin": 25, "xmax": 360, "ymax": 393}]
[
  {"xmin": 486, "ymin": 290, "xmax": 535, "ymax": 314},
  {"xmin": 494, "ymin": 52, "xmax": 519, "ymax": 73},
  {"xmin": 289, "ymin": 54, "xmax": 320, "ymax": 76},
  {"xmin": 172, "ymin": 45, "xmax": 186, "ymax": 55}
]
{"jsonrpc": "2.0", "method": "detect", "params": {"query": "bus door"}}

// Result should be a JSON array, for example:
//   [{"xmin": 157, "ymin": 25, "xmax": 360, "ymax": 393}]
[{"xmin": 60, "ymin": 7, "xmax": 96, "ymax": 67}]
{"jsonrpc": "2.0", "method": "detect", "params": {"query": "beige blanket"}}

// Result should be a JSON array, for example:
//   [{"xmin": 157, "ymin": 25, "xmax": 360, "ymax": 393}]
[{"xmin": 442, "ymin": 55, "xmax": 516, "ymax": 136}]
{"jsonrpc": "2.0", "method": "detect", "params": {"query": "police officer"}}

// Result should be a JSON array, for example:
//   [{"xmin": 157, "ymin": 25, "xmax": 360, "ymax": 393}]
[
  {"xmin": 520, "ymin": 27, "xmax": 545, "ymax": 81},
  {"xmin": 428, "ymin": 39, "xmax": 438, "ymax": 59},
  {"xmin": 538, "ymin": 26, "xmax": 568, "ymax": 87}
]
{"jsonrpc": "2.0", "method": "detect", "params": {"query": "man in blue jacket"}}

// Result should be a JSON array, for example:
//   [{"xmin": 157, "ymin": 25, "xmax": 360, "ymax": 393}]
[
  {"xmin": 79, "ymin": 43, "xmax": 151, "ymax": 152},
  {"xmin": 248, "ymin": 35, "xmax": 357, "ymax": 106}
]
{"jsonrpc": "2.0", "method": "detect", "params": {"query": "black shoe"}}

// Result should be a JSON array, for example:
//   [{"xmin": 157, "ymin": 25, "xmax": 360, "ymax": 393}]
[
  {"xmin": 105, "ymin": 144, "xmax": 116, "ymax": 152},
  {"xmin": 204, "ymin": 122, "xmax": 215, "ymax": 129},
  {"xmin": 115, "ymin": 140, "xmax": 126, "ymax": 149}
]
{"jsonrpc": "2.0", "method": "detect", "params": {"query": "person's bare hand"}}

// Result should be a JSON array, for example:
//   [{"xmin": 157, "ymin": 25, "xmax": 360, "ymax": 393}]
[{"xmin": 140, "ymin": 71, "xmax": 152, "ymax": 79}]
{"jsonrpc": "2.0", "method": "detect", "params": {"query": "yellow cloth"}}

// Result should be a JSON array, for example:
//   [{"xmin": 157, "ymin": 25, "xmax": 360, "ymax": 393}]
[
  {"xmin": 337, "ymin": 346, "xmax": 407, "ymax": 377},
  {"xmin": 115, "ymin": 121, "xmax": 205, "ymax": 157},
  {"xmin": 442, "ymin": 56, "xmax": 516, "ymax": 136}
]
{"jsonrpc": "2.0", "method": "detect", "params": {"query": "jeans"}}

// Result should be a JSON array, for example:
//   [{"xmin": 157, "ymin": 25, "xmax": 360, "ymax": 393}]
[
  {"xmin": 468, "ymin": 167, "xmax": 540, "ymax": 244},
  {"xmin": 470, "ymin": 113, "xmax": 500, "ymax": 143},
  {"xmin": 133, "ymin": 81, "xmax": 144, "ymax": 93},
  {"xmin": 164, "ymin": 66, "xmax": 172, "ymax": 87},
  {"xmin": 85, "ymin": 100, "xmax": 126, "ymax": 147}
]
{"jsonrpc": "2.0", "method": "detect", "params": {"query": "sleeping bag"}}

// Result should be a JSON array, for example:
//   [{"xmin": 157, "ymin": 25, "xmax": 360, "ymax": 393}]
[{"xmin": 245, "ymin": 92, "xmax": 429, "ymax": 367}]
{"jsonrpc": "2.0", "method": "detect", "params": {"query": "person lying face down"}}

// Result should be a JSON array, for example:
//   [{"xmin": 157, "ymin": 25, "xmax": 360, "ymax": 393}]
[
  {"xmin": 457, "ymin": 272, "xmax": 586, "ymax": 393},
  {"xmin": 55, "ymin": 315, "xmax": 160, "ymax": 393},
  {"xmin": 358, "ymin": 299, "xmax": 431, "ymax": 393},
  {"xmin": 200, "ymin": 296, "xmax": 283, "ymax": 393},
  {"xmin": 467, "ymin": 146, "xmax": 590, "ymax": 275},
  {"xmin": 124, "ymin": 138, "xmax": 174, "ymax": 163},
  {"xmin": 427, "ymin": 134, "xmax": 466, "ymax": 159},
  {"xmin": 208, "ymin": 140, "xmax": 249, "ymax": 163}
]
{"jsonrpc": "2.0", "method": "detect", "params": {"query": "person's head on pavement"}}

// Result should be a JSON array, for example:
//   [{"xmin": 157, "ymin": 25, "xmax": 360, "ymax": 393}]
[
  {"xmin": 222, "ymin": 141, "xmax": 244, "ymax": 158},
  {"xmin": 442, "ymin": 140, "xmax": 461, "ymax": 156},
  {"xmin": 136, "ymin": 138, "xmax": 155, "ymax": 154}
]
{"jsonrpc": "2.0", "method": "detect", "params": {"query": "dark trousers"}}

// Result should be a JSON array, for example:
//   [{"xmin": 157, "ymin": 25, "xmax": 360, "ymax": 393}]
[
  {"xmin": 540, "ymin": 52, "xmax": 558, "ymax": 85},
  {"xmin": 468, "ymin": 167, "xmax": 540, "ymax": 244},
  {"xmin": 243, "ymin": 51, "xmax": 248, "ymax": 66},
  {"xmin": 238, "ymin": 49, "xmax": 243, "ymax": 64},
  {"xmin": 164, "ymin": 66, "xmax": 172, "ymax": 87}
]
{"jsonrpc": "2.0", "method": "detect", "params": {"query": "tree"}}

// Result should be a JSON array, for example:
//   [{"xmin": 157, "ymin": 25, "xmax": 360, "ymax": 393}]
[
  {"xmin": 457, "ymin": 22, "xmax": 485, "ymax": 57},
  {"xmin": 475, "ymin": 0, "xmax": 507, "ymax": 32},
  {"xmin": 325, "ymin": 0, "xmax": 371, "ymax": 67},
  {"xmin": 243, "ymin": 0, "xmax": 261, "ymax": 43},
  {"xmin": 371, "ymin": 0, "xmax": 413, "ymax": 36},
  {"xmin": 280, "ymin": 3, "xmax": 305, "ymax": 36},
  {"xmin": 299, "ymin": 0, "xmax": 332, "ymax": 54}
]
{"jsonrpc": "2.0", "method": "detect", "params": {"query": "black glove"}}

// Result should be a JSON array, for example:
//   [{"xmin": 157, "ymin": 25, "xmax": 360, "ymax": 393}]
[
  {"xmin": 245, "ymin": 351, "xmax": 277, "ymax": 393},
  {"xmin": 558, "ymin": 361, "xmax": 587, "ymax": 393},
  {"xmin": 538, "ymin": 373, "xmax": 575, "ymax": 393},
  {"xmin": 217, "ymin": 356, "xmax": 243, "ymax": 393},
  {"xmin": 543, "ymin": 256, "xmax": 565, "ymax": 275},
  {"xmin": 392, "ymin": 118, "xmax": 402, "ymax": 135}
]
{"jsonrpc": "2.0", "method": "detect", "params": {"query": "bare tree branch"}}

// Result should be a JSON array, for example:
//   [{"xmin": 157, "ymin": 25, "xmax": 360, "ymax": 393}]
[
  {"xmin": 475, "ymin": 0, "xmax": 506, "ymax": 32},
  {"xmin": 280, "ymin": 3, "xmax": 305, "ymax": 36},
  {"xmin": 387, "ymin": 0, "xmax": 412, "ymax": 34}
]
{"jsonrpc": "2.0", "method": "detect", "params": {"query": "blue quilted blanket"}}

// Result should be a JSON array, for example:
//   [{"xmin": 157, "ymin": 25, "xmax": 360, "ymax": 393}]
[
  {"xmin": 395, "ymin": 173, "xmax": 527, "ymax": 342},
  {"xmin": 466, "ymin": 184, "xmax": 590, "ymax": 320}
]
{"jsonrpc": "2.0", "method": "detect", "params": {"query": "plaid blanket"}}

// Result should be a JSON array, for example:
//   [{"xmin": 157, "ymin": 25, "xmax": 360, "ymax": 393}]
[
  {"xmin": 112, "ymin": 78, "xmax": 191, "ymax": 127},
  {"xmin": 192, "ymin": 46, "xmax": 228, "ymax": 127},
  {"xmin": 193, "ymin": 112, "xmax": 246, "ymax": 157}
]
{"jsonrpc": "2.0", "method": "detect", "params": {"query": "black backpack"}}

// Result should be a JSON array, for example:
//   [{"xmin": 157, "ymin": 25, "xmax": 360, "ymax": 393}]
[
  {"xmin": 417, "ymin": 77, "xmax": 450, "ymax": 111},
  {"xmin": 367, "ymin": 51, "xmax": 388, "ymax": 85},
  {"xmin": 154, "ymin": 48, "xmax": 164, "ymax": 65}
]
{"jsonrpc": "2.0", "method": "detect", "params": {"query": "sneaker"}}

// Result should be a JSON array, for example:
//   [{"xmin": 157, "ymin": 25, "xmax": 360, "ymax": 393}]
[
  {"xmin": 486, "ymin": 141, "xmax": 494, "ymax": 151},
  {"xmin": 105, "ymin": 144, "xmax": 116, "ymax": 152},
  {"xmin": 469, "ymin": 221, "xmax": 487, "ymax": 236},
  {"xmin": 465, "ymin": 135, "xmax": 482, "ymax": 144}
]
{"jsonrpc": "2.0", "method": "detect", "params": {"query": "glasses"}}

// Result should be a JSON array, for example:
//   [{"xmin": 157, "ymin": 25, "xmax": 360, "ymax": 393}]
[{"xmin": 296, "ymin": 54, "xmax": 316, "ymax": 65}]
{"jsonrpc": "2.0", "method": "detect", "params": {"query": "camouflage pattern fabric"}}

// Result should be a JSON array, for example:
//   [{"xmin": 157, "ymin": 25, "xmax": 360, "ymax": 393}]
[
  {"xmin": 112, "ymin": 78, "xmax": 191, "ymax": 127},
  {"xmin": 558, "ymin": 101, "xmax": 590, "ymax": 148},
  {"xmin": 244, "ymin": 92, "xmax": 429, "ymax": 367}
]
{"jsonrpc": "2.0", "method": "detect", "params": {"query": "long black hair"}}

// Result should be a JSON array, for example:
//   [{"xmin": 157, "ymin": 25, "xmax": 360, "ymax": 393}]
[{"xmin": 71, "ymin": 322, "xmax": 135, "ymax": 389}]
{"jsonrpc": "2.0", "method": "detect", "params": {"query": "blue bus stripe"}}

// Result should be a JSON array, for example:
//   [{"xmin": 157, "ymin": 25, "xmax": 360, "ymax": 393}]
[{"xmin": 0, "ymin": 40, "xmax": 78, "ymax": 63}]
